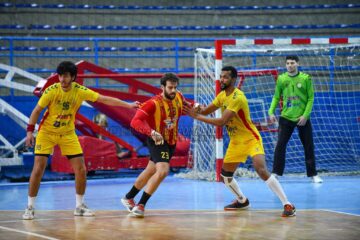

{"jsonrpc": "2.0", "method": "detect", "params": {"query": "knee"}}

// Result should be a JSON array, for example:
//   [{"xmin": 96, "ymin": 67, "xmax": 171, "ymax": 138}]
[
  {"xmin": 221, "ymin": 169, "xmax": 234, "ymax": 185},
  {"xmin": 255, "ymin": 166, "xmax": 269, "ymax": 180},
  {"xmin": 156, "ymin": 168, "xmax": 169, "ymax": 179},
  {"xmin": 74, "ymin": 164, "xmax": 87, "ymax": 176}
]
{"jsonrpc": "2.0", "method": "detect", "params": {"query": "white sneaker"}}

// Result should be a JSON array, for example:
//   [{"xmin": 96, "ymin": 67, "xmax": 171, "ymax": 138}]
[
  {"xmin": 22, "ymin": 206, "xmax": 34, "ymax": 220},
  {"xmin": 312, "ymin": 175, "xmax": 323, "ymax": 183},
  {"xmin": 74, "ymin": 204, "xmax": 95, "ymax": 217}
]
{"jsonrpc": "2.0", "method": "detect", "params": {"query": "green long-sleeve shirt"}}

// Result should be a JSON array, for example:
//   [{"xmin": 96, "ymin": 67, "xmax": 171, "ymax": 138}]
[{"xmin": 268, "ymin": 71, "xmax": 314, "ymax": 122}]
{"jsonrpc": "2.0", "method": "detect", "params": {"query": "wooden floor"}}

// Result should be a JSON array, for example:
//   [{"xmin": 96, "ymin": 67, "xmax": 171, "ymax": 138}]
[{"xmin": 0, "ymin": 210, "xmax": 359, "ymax": 240}]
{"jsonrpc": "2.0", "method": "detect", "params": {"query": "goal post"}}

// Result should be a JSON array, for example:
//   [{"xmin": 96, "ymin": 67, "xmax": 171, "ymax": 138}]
[{"xmin": 182, "ymin": 37, "xmax": 360, "ymax": 182}]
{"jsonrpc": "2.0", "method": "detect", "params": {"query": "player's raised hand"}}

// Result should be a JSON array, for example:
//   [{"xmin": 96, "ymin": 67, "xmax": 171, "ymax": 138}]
[
  {"xmin": 25, "ymin": 132, "xmax": 35, "ymax": 147},
  {"xmin": 151, "ymin": 130, "xmax": 164, "ymax": 145}
]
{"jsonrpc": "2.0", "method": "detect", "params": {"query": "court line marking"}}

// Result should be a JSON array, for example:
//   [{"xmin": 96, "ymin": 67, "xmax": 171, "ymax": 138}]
[
  {"xmin": 320, "ymin": 209, "xmax": 360, "ymax": 217},
  {"xmin": 0, "ymin": 225, "xmax": 59, "ymax": 240},
  {"xmin": 0, "ymin": 209, "xmax": 358, "ymax": 224}
]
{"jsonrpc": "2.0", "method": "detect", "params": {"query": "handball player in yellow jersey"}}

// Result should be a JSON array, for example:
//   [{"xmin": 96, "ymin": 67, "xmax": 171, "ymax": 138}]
[
  {"xmin": 23, "ymin": 61, "xmax": 139, "ymax": 220},
  {"xmin": 185, "ymin": 66, "xmax": 296, "ymax": 217}
]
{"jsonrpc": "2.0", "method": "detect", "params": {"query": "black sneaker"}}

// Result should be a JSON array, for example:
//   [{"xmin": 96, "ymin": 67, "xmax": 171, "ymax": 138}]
[
  {"xmin": 224, "ymin": 198, "xmax": 250, "ymax": 210},
  {"xmin": 282, "ymin": 204, "xmax": 296, "ymax": 217}
]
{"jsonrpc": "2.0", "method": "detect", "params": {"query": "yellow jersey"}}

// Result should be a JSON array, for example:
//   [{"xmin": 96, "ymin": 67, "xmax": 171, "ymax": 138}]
[
  {"xmin": 213, "ymin": 88, "xmax": 261, "ymax": 142},
  {"xmin": 37, "ymin": 82, "xmax": 99, "ymax": 134}
]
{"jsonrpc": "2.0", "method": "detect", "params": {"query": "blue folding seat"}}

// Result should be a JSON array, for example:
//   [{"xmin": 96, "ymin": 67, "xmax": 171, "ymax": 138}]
[
  {"xmin": 54, "ymin": 25, "xmax": 78, "ymax": 30},
  {"xmin": 97, "ymin": 47, "xmax": 118, "ymax": 52},
  {"xmin": 0, "ymin": 24, "xmax": 25, "ymax": 29},
  {"xmin": 228, "ymin": 25, "xmax": 251, "ymax": 30},
  {"xmin": 142, "ymin": 6, "xmax": 165, "ymax": 10},
  {"xmin": 179, "ymin": 26, "xmax": 203, "ymax": 30},
  {"xmin": 204, "ymin": 26, "xmax": 227, "ymax": 30},
  {"xmin": 40, "ymin": 47, "xmax": 65, "ymax": 52},
  {"xmin": 42, "ymin": 4, "xmax": 65, "ymax": 8},
  {"xmin": 67, "ymin": 47, "xmax": 91, "ymax": 52},
  {"xmin": 118, "ymin": 5, "xmax": 140, "ymax": 10},
  {"xmin": 14, "ymin": 46, "xmax": 38, "ymax": 51},
  {"xmin": 0, "ymin": 46, "xmax": 9, "ymax": 51},
  {"xmin": 214, "ymin": 6, "xmax": 236, "ymax": 10},
  {"xmin": 166, "ymin": 6, "xmax": 189, "ymax": 10},
  {"xmin": 144, "ymin": 47, "xmax": 169, "ymax": 51},
  {"xmin": 155, "ymin": 26, "xmax": 179, "ymax": 30},
  {"xmin": 67, "ymin": 4, "xmax": 91, "ymax": 9},
  {"xmin": 190, "ymin": 6, "xmax": 212, "ymax": 10},
  {"xmin": 80, "ymin": 25, "xmax": 104, "ymax": 30},
  {"xmin": 105, "ymin": 26, "xmax": 129, "ymax": 30},
  {"xmin": 28, "ymin": 24, "xmax": 52, "ymax": 30},
  {"xmin": 15, "ymin": 3, "xmax": 39, "ymax": 8},
  {"xmin": 118, "ymin": 47, "xmax": 143, "ymax": 52},
  {"xmin": 170, "ymin": 46, "xmax": 194, "ymax": 51},
  {"xmin": 131, "ymin": 26, "xmax": 155, "ymax": 30},
  {"xmin": 93, "ymin": 5, "xmax": 116, "ymax": 9},
  {"xmin": 0, "ymin": 3, "xmax": 12, "ymax": 7}
]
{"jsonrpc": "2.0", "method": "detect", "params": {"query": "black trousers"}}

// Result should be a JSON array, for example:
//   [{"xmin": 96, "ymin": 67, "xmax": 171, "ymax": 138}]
[{"xmin": 272, "ymin": 117, "xmax": 317, "ymax": 177}]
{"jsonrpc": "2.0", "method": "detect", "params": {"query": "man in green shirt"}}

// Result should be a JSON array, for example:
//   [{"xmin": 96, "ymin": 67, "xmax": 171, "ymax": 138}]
[{"xmin": 268, "ymin": 56, "xmax": 323, "ymax": 183}]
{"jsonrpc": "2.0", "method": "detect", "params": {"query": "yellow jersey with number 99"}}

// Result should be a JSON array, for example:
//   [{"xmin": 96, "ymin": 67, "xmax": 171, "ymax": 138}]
[{"xmin": 37, "ymin": 82, "xmax": 99, "ymax": 134}]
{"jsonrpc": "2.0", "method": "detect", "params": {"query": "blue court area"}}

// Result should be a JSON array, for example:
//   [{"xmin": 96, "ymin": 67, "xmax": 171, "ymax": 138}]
[{"xmin": 0, "ymin": 175, "xmax": 359, "ymax": 216}]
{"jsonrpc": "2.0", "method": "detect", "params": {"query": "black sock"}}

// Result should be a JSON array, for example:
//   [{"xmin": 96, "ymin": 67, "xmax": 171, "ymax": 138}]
[
  {"xmin": 125, "ymin": 186, "xmax": 140, "ymax": 199},
  {"xmin": 138, "ymin": 191, "xmax": 152, "ymax": 206}
]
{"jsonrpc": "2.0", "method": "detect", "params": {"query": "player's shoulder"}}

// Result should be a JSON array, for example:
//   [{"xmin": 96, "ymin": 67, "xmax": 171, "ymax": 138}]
[
  {"xmin": 299, "ymin": 72, "xmax": 311, "ymax": 79},
  {"xmin": 232, "ymin": 88, "xmax": 245, "ymax": 99},
  {"xmin": 73, "ymin": 82, "xmax": 90, "ymax": 91},
  {"xmin": 43, "ymin": 83, "xmax": 60, "ymax": 95}
]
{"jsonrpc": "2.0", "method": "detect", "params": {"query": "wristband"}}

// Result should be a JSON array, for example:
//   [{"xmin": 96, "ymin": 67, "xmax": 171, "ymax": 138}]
[{"xmin": 27, "ymin": 124, "xmax": 35, "ymax": 132}]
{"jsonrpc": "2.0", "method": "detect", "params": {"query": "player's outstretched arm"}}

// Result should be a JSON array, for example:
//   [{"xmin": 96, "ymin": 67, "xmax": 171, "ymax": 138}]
[
  {"xmin": 26, "ymin": 104, "xmax": 44, "ymax": 147},
  {"xmin": 97, "ymin": 95, "xmax": 140, "ymax": 108},
  {"xmin": 184, "ymin": 105, "xmax": 235, "ymax": 127}
]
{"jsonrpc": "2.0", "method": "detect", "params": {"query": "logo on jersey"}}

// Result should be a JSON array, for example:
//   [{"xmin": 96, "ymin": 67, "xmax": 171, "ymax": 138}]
[
  {"xmin": 297, "ymin": 83, "xmax": 302, "ymax": 88},
  {"xmin": 164, "ymin": 117, "xmax": 177, "ymax": 130},
  {"xmin": 62, "ymin": 101, "xmax": 70, "ymax": 110}
]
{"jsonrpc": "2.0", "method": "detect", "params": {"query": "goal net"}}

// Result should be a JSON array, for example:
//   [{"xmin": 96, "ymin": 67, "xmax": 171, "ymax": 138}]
[{"xmin": 179, "ymin": 38, "xmax": 360, "ymax": 181}]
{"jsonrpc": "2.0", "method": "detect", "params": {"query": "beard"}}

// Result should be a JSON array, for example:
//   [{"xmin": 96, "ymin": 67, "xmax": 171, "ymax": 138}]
[
  {"xmin": 220, "ymin": 82, "xmax": 229, "ymax": 90},
  {"xmin": 164, "ymin": 91, "xmax": 176, "ymax": 100}
]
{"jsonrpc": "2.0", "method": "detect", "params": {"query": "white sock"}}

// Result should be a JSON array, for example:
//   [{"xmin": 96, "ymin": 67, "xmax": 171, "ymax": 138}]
[
  {"xmin": 76, "ymin": 194, "xmax": 84, "ymax": 207},
  {"xmin": 265, "ymin": 175, "xmax": 290, "ymax": 206},
  {"xmin": 28, "ymin": 196, "xmax": 36, "ymax": 208},
  {"xmin": 226, "ymin": 178, "xmax": 247, "ymax": 203}
]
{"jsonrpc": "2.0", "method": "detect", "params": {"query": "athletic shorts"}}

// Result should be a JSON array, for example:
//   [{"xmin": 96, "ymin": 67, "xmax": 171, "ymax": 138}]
[
  {"xmin": 224, "ymin": 138, "xmax": 265, "ymax": 163},
  {"xmin": 35, "ymin": 130, "xmax": 83, "ymax": 156},
  {"xmin": 146, "ymin": 137, "xmax": 176, "ymax": 163}
]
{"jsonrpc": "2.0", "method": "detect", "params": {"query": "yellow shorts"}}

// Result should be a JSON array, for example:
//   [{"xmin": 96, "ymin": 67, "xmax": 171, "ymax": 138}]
[
  {"xmin": 35, "ymin": 131, "xmax": 83, "ymax": 156},
  {"xmin": 224, "ymin": 138, "xmax": 265, "ymax": 163}
]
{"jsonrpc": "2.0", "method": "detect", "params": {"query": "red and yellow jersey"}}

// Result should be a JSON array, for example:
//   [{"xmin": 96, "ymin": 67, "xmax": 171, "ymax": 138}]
[
  {"xmin": 37, "ymin": 82, "xmax": 99, "ymax": 134},
  {"xmin": 213, "ymin": 88, "xmax": 261, "ymax": 142},
  {"xmin": 131, "ymin": 91, "xmax": 185, "ymax": 145}
]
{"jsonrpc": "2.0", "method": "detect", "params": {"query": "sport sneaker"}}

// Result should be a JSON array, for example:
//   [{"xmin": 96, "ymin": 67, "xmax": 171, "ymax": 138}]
[
  {"xmin": 121, "ymin": 197, "xmax": 136, "ymax": 213},
  {"xmin": 131, "ymin": 204, "xmax": 145, "ymax": 218},
  {"xmin": 312, "ymin": 175, "xmax": 323, "ymax": 183},
  {"xmin": 224, "ymin": 198, "xmax": 250, "ymax": 211},
  {"xmin": 282, "ymin": 204, "xmax": 296, "ymax": 217},
  {"xmin": 74, "ymin": 204, "xmax": 95, "ymax": 217},
  {"xmin": 22, "ymin": 206, "xmax": 34, "ymax": 220}
]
